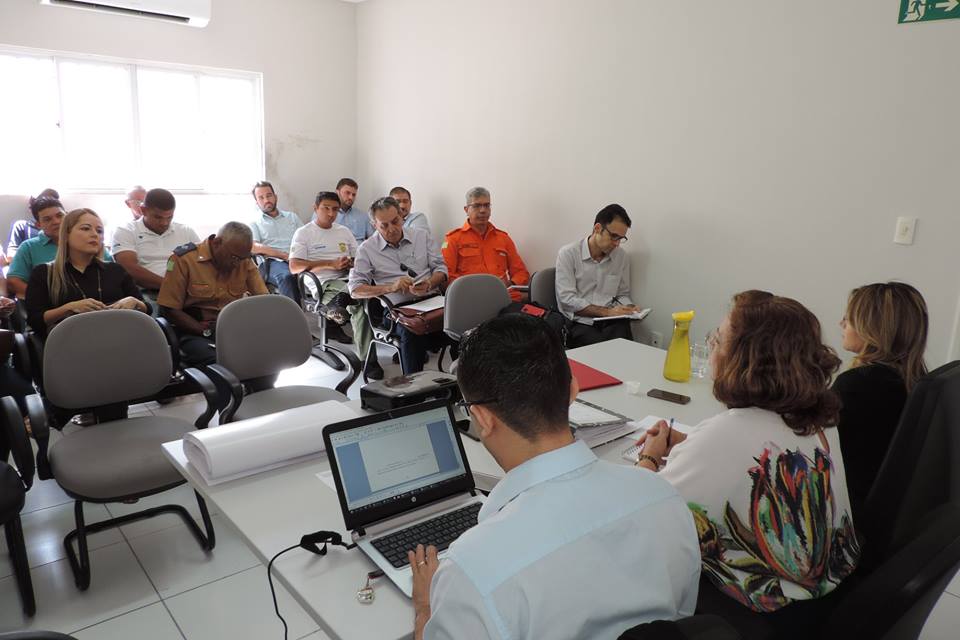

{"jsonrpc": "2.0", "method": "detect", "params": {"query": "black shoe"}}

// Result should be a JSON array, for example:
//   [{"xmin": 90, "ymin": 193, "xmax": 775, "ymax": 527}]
[
  {"xmin": 392, "ymin": 352, "xmax": 400, "ymax": 364},
  {"xmin": 365, "ymin": 360, "xmax": 385, "ymax": 381},
  {"xmin": 325, "ymin": 323, "xmax": 353, "ymax": 344},
  {"xmin": 319, "ymin": 303, "xmax": 349, "ymax": 326}
]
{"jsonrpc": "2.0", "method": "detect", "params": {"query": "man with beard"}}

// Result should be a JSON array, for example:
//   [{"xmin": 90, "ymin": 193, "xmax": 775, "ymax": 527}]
[{"xmin": 249, "ymin": 181, "xmax": 302, "ymax": 302}]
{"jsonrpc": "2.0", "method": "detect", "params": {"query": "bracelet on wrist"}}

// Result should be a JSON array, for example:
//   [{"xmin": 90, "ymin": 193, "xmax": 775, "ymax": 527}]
[{"xmin": 637, "ymin": 454, "xmax": 661, "ymax": 470}]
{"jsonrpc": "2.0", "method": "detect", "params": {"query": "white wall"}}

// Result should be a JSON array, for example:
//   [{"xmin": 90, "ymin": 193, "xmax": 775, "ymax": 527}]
[
  {"xmin": 356, "ymin": 0, "xmax": 960, "ymax": 366},
  {"xmin": 0, "ymin": 0, "xmax": 357, "ymax": 239}
]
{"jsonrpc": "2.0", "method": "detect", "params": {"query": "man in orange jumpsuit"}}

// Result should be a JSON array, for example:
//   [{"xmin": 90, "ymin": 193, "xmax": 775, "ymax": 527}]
[{"xmin": 441, "ymin": 186, "xmax": 530, "ymax": 302}]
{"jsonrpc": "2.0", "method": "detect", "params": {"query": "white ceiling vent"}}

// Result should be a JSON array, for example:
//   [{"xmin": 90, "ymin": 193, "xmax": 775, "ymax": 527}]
[{"xmin": 39, "ymin": 0, "xmax": 211, "ymax": 28}]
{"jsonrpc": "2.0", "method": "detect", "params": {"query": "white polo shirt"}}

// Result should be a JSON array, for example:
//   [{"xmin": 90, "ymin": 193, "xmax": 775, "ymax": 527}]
[
  {"xmin": 112, "ymin": 219, "xmax": 201, "ymax": 277},
  {"xmin": 289, "ymin": 221, "xmax": 357, "ymax": 280}
]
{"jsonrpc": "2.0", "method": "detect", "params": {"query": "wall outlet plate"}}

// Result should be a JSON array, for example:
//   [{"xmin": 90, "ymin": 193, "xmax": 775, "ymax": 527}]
[
  {"xmin": 894, "ymin": 216, "xmax": 917, "ymax": 245},
  {"xmin": 650, "ymin": 331, "xmax": 664, "ymax": 348}
]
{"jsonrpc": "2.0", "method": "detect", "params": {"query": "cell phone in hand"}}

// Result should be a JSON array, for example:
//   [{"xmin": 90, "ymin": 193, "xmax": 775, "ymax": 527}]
[{"xmin": 647, "ymin": 388, "xmax": 691, "ymax": 405}]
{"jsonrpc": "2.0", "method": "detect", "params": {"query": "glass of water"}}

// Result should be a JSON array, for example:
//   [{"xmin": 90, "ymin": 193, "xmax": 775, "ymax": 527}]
[{"xmin": 690, "ymin": 342, "xmax": 710, "ymax": 378}]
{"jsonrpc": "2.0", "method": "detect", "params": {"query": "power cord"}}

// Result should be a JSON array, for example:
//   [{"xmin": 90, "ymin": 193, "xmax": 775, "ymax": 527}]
[{"xmin": 267, "ymin": 531, "xmax": 354, "ymax": 639}]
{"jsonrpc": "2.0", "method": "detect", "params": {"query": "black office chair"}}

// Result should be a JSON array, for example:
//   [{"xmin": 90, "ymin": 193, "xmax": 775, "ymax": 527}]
[
  {"xmin": 859, "ymin": 360, "xmax": 960, "ymax": 568},
  {"xmin": 1, "ymin": 395, "xmax": 35, "ymax": 617},
  {"xmin": 297, "ymin": 271, "xmax": 348, "ymax": 372},
  {"xmin": 362, "ymin": 295, "xmax": 405, "ymax": 381},
  {"xmin": 822, "ymin": 502, "xmax": 960, "ymax": 639},
  {"xmin": 619, "ymin": 615, "xmax": 742, "ymax": 640}
]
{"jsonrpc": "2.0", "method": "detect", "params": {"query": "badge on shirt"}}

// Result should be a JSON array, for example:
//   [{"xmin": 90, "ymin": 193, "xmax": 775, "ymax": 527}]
[
  {"xmin": 166, "ymin": 258, "xmax": 175, "ymax": 272},
  {"xmin": 338, "ymin": 242, "xmax": 347, "ymax": 253},
  {"xmin": 441, "ymin": 241, "xmax": 448, "ymax": 249}
]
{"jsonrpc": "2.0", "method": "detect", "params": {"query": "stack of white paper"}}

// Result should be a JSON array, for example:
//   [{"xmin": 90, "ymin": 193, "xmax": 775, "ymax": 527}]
[{"xmin": 182, "ymin": 400, "xmax": 358, "ymax": 485}]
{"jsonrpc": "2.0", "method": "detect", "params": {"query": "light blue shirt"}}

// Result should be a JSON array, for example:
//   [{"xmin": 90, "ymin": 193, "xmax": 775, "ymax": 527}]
[
  {"xmin": 424, "ymin": 440, "xmax": 701, "ymax": 640},
  {"xmin": 8, "ymin": 233, "xmax": 113, "ymax": 282},
  {"xmin": 555, "ymin": 238, "xmax": 633, "ymax": 325},
  {"xmin": 347, "ymin": 227, "xmax": 447, "ymax": 293},
  {"xmin": 336, "ymin": 206, "xmax": 374, "ymax": 244},
  {"xmin": 403, "ymin": 211, "xmax": 430, "ymax": 232},
  {"xmin": 249, "ymin": 209, "xmax": 302, "ymax": 253}
]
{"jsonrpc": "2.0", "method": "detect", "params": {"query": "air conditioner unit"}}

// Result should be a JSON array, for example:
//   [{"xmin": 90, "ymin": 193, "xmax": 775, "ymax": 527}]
[{"xmin": 39, "ymin": 0, "xmax": 211, "ymax": 28}]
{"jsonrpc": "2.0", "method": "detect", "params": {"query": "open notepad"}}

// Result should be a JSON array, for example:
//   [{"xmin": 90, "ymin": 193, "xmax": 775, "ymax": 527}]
[
  {"xmin": 621, "ymin": 415, "xmax": 694, "ymax": 462},
  {"xmin": 594, "ymin": 308, "xmax": 651, "ymax": 322},
  {"xmin": 398, "ymin": 295, "xmax": 445, "ymax": 313},
  {"xmin": 182, "ymin": 400, "xmax": 358, "ymax": 485}
]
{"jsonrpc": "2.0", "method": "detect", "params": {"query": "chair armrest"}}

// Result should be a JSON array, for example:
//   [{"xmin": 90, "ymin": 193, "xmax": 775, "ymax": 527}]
[
  {"xmin": 155, "ymin": 317, "xmax": 182, "ymax": 371},
  {"xmin": 11, "ymin": 332, "xmax": 31, "ymax": 381},
  {"xmin": 323, "ymin": 343, "xmax": 362, "ymax": 395},
  {"xmin": 0, "ymin": 396, "xmax": 34, "ymax": 489},
  {"xmin": 24, "ymin": 331, "xmax": 44, "ymax": 391},
  {"xmin": 205, "ymin": 364, "xmax": 245, "ymax": 424},
  {"xmin": 180, "ymin": 367, "xmax": 219, "ymax": 429},
  {"xmin": 25, "ymin": 393, "xmax": 52, "ymax": 480},
  {"xmin": 296, "ymin": 271, "xmax": 323, "ymax": 311}
]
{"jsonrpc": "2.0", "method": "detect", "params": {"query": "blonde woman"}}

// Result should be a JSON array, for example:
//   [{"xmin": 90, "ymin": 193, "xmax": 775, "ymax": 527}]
[
  {"xmin": 834, "ymin": 282, "xmax": 928, "ymax": 523},
  {"xmin": 25, "ymin": 208, "xmax": 146, "ymax": 338}
]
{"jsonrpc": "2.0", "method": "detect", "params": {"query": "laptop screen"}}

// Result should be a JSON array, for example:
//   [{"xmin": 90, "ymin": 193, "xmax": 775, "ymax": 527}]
[{"xmin": 327, "ymin": 404, "xmax": 469, "ymax": 517}]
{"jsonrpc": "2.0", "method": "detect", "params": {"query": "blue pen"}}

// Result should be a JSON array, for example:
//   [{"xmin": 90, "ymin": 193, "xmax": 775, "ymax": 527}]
[{"xmin": 668, "ymin": 418, "xmax": 674, "ymax": 445}]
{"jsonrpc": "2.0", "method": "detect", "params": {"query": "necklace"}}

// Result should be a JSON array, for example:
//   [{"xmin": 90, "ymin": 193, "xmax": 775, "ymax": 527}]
[{"xmin": 68, "ymin": 262, "xmax": 103, "ymax": 301}]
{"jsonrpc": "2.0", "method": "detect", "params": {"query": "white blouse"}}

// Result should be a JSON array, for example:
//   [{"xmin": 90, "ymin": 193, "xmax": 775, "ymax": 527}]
[{"xmin": 659, "ymin": 407, "xmax": 860, "ymax": 612}]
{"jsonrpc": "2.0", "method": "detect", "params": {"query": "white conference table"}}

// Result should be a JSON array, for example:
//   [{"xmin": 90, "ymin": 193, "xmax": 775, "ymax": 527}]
[{"xmin": 162, "ymin": 338, "xmax": 724, "ymax": 640}]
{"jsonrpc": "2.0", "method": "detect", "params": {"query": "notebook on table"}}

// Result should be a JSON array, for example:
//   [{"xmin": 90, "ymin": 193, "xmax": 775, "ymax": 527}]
[{"xmin": 568, "ymin": 359, "xmax": 622, "ymax": 391}]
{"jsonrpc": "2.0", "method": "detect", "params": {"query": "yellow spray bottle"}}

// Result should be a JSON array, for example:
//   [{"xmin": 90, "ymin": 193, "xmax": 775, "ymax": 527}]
[{"xmin": 663, "ymin": 310, "xmax": 695, "ymax": 382}]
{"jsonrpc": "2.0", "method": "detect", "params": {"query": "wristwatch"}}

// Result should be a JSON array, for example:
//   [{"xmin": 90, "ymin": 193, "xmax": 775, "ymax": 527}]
[{"xmin": 201, "ymin": 328, "xmax": 213, "ymax": 338}]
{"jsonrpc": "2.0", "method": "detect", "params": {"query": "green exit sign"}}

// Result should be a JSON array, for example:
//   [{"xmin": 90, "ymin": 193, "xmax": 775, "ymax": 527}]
[{"xmin": 900, "ymin": 0, "xmax": 960, "ymax": 23}]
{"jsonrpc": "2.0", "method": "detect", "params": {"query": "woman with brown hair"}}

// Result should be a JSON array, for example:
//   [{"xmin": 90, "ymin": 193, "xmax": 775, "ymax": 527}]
[
  {"xmin": 834, "ymin": 282, "xmax": 928, "ymax": 524},
  {"xmin": 25, "ymin": 208, "xmax": 147, "ymax": 338},
  {"xmin": 636, "ymin": 290, "xmax": 859, "ymax": 637}
]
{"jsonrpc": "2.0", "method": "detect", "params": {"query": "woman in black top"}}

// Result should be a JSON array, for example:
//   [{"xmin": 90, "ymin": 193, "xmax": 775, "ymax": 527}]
[
  {"xmin": 25, "ymin": 208, "xmax": 147, "ymax": 338},
  {"xmin": 834, "ymin": 282, "xmax": 928, "ymax": 524}
]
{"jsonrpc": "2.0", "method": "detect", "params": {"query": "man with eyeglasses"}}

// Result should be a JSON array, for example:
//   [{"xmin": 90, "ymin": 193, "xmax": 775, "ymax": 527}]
[
  {"xmin": 408, "ymin": 314, "xmax": 699, "ymax": 640},
  {"xmin": 348, "ymin": 196, "xmax": 447, "ymax": 376},
  {"xmin": 442, "ymin": 186, "xmax": 530, "ymax": 302},
  {"xmin": 158, "ymin": 221, "xmax": 269, "ymax": 367},
  {"xmin": 555, "ymin": 203, "xmax": 639, "ymax": 348}
]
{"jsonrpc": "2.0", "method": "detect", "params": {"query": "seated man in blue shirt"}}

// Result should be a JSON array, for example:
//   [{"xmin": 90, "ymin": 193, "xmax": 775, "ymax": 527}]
[
  {"xmin": 335, "ymin": 177, "xmax": 373, "ymax": 244},
  {"xmin": 249, "ymin": 180, "xmax": 303, "ymax": 302},
  {"xmin": 347, "ymin": 196, "xmax": 447, "ymax": 375},
  {"xmin": 408, "ymin": 314, "xmax": 701, "ymax": 640}
]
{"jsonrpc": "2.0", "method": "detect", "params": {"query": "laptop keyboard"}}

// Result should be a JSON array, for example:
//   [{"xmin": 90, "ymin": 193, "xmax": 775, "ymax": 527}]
[{"xmin": 371, "ymin": 502, "xmax": 482, "ymax": 568}]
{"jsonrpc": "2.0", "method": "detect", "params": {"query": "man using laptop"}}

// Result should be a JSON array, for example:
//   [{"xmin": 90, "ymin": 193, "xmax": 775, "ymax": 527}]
[{"xmin": 408, "ymin": 314, "xmax": 700, "ymax": 639}]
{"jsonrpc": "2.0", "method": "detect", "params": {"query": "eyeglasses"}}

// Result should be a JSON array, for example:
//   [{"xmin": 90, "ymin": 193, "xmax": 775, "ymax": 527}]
[
  {"xmin": 229, "ymin": 252, "xmax": 253, "ymax": 264},
  {"xmin": 602, "ymin": 226, "xmax": 628, "ymax": 243},
  {"xmin": 467, "ymin": 202, "xmax": 491, "ymax": 210},
  {"xmin": 455, "ymin": 398, "xmax": 498, "ymax": 412},
  {"xmin": 399, "ymin": 263, "xmax": 419, "ymax": 278}
]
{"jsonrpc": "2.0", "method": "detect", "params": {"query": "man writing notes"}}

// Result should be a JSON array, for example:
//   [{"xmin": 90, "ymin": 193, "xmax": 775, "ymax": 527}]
[
  {"xmin": 408, "ymin": 314, "xmax": 700, "ymax": 640},
  {"xmin": 348, "ymin": 196, "xmax": 447, "ymax": 375},
  {"xmin": 556, "ymin": 203, "xmax": 639, "ymax": 348},
  {"xmin": 442, "ymin": 187, "xmax": 530, "ymax": 302}
]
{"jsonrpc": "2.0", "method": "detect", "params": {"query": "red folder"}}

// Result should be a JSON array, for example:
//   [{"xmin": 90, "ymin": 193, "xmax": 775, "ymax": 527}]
[{"xmin": 568, "ymin": 359, "xmax": 622, "ymax": 391}]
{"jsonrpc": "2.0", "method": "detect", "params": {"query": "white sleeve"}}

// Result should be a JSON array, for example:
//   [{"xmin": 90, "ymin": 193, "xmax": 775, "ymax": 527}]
[
  {"xmin": 555, "ymin": 245, "xmax": 590, "ymax": 316},
  {"xmin": 111, "ymin": 224, "xmax": 137, "ymax": 256},
  {"xmin": 616, "ymin": 253, "xmax": 634, "ymax": 306},
  {"xmin": 186, "ymin": 226, "xmax": 201, "ymax": 244},
  {"xmin": 424, "ymin": 561, "xmax": 503, "ymax": 640},
  {"xmin": 289, "ymin": 227, "xmax": 308, "ymax": 260}
]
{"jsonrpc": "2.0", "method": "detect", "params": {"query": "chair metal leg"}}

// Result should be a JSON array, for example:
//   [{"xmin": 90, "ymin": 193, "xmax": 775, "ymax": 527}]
[
  {"xmin": 310, "ymin": 315, "xmax": 346, "ymax": 372},
  {"xmin": 64, "ymin": 492, "xmax": 218, "ymax": 590},
  {"xmin": 64, "ymin": 500, "xmax": 91, "ymax": 590},
  {"xmin": 5, "ymin": 516, "xmax": 36, "ymax": 616}
]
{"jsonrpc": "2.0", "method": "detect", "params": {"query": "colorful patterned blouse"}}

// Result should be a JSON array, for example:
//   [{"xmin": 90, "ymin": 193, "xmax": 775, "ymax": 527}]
[{"xmin": 659, "ymin": 407, "xmax": 860, "ymax": 612}]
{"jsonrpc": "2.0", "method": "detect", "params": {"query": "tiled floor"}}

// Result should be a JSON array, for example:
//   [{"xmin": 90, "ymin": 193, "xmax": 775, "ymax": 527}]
[{"xmin": 3, "ymin": 349, "xmax": 960, "ymax": 638}]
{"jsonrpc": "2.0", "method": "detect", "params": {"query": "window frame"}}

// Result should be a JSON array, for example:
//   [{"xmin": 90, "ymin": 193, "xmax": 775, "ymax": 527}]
[{"xmin": 0, "ymin": 44, "xmax": 265, "ymax": 195}]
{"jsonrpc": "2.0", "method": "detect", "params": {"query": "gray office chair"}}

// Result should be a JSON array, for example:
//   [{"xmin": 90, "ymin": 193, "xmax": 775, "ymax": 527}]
[
  {"xmin": 209, "ymin": 295, "xmax": 360, "ymax": 423},
  {"xmin": 297, "ymin": 271, "xmax": 348, "ymax": 372},
  {"xmin": 440, "ymin": 274, "xmax": 511, "ymax": 371},
  {"xmin": 1, "ymin": 396, "xmax": 35, "ymax": 616},
  {"xmin": 29, "ymin": 310, "xmax": 218, "ymax": 590},
  {"xmin": 529, "ymin": 267, "xmax": 558, "ymax": 310}
]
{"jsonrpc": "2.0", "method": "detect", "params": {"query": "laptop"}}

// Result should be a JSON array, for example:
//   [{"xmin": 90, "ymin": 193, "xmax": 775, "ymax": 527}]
[{"xmin": 323, "ymin": 399, "xmax": 484, "ymax": 597}]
